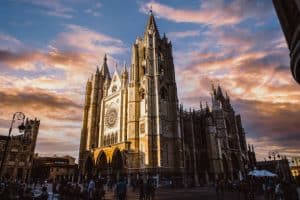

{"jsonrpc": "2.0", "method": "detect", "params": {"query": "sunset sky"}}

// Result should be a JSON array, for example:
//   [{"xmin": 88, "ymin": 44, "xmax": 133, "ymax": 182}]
[{"xmin": 0, "ymin": 0, "xmax": 299, "ymax": 161}]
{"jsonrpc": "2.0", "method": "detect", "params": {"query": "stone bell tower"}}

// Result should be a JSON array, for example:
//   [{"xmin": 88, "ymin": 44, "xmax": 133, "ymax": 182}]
[{"xmin": 128, "ymin": 11, "xmax": 181, "ymax": 172}]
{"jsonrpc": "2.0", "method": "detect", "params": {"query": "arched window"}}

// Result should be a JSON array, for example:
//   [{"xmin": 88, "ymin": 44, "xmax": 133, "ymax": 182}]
[
  {"xmin": 160, "ymin": 87, "xmax": 168, "ymax": 100},
  {"xmin": 140, "ymin": 88, "xmax": 145, "ymax": 100},
  {"xmin": 112, "ymin": 85, "xmax": 117, "ymax": 92},
  {"xmin": 142, "ymin": 66, "xmax": 146, "ymax": 75},
  {"xmin": 225, "ymin": 118, "xmax": 231, "ymax": 135}
]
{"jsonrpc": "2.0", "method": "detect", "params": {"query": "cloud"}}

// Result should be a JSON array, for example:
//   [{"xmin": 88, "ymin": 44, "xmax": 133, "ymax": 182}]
[
  {"xmin": 23, "ymin": 0, "xmax": 74, "ymax": 19},
  {"xmin": 0, "ymin": 23, "xmax": 129, "ymax": 160},
  {"xmin": 235, "ymin": 99, "xmax": 300, "ymax": 160},
  {"xmin": 0, "ymin": 33, "xmax": 21, "ymax": 46},
  {"xmin": 140, "ymin": 0, "xmax": 273, "ymax": 26},
  {"xmin": 0, "ymin": 88, "xmax": 82, "ymax": 122},
  {"xmin": 35, "ymin": 136, "xmax": 79, "ymax": 158},
  {"xmin": 84, "ymin": 3, "xmax": 101, "ymax": 17},
  {"xmin": 168, "ymin": 30, "xmax": 201, "ymax": 39},
  {"xmin": 53, "ymin": 24, "xmax": 126, "ymax": 55}
]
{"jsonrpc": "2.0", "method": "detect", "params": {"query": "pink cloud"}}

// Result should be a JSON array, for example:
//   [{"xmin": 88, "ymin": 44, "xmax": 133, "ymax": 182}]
[
  {"xmin": 168, "ymin": 30, "xmax": 201, "ymax": 39},
  {"xmin": 140, "ymin": 1, "xmax": 272, "ymax": 26}
]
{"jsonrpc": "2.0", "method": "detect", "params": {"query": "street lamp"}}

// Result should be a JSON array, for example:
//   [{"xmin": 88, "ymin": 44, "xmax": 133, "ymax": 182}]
[
  {"xmin": 268, "ymin": 151, "xmax": 280, "ymax": 161},
  {"xmin": 0, "ymin": 112, "xmax": 26, "ymax": 178}
]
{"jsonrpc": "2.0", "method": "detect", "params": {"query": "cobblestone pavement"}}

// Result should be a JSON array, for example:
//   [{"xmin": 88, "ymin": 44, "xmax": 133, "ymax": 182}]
[{"xmin": 103, "ymin": 187, "xmax": 265, "ymax": 200}]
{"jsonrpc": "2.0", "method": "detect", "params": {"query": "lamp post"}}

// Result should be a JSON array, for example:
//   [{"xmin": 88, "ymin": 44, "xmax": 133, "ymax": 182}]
[
  {"xmin": 268, "ymin": 151, "xmax": 281, "ymax": 161},
  {"xmin": 291, "ymin": 157, "xmax": 300, "ymax": 166},
  {"xmin": 0, "ymin": 112, "xmax": 26, "ymax": 178}
]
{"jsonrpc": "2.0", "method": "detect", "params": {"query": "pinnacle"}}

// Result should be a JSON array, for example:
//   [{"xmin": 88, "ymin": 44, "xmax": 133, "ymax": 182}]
[{"xmin": 144, "ymin": 11, "xmax": 160, "ymax": 38}]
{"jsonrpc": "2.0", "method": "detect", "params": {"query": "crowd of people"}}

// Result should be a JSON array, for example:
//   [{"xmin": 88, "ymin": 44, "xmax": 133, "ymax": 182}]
[
  {"xmin": 0, "ymin": 175, "xmax": 299, "ymax": 200},
  {"xmin": 215, "ymin": 176, "xmax": 299, "ymax": 200},
  {"xmin": 0, "ymin": 176, "xmax": 157, "ymax": 200},
  {"xmin": 0, "ymin": 181, "xmax": 48, "ymax": 200}
]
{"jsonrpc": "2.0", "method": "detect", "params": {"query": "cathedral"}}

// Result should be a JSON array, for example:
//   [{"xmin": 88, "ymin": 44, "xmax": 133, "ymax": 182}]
[{"xmin": 79, "ymin": 12, "xmax": 255, "ymax": 185}]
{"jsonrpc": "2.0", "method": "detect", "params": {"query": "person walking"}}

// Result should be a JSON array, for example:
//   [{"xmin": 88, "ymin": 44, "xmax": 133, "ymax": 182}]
[
  {"xmin": 275, "ymin": 181, "xmax": 283, "ymax": 200},
  {"xmin": 88, "ymin": 178, "xmax": 95, "ymax": 200},
  {"xmin": 116, "ymin": 178, "xmax": 127, "ymax": 200},
  {"xmin": 37, "ymin": 186, "xmax": 49, "ymax": 200},
  {"xmin": 138, "ymin": 179, "xmax": 145, "ymax": 200}
]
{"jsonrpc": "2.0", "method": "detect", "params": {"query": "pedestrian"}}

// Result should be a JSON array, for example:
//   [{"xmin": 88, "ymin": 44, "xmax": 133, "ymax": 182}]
[
  {"xmin": 116, "ymin": 177, "xmax": 127, "ymax": 200},
  {"xmin": 37, "ymin": 186, "xmax": 49, "ymax": 200},
  {"xmin": 138, "ymin": 178, "xmax": 145, "ymax": 200},
  {"xmin": 275, "ymin": 181, "xmax": 283, "ymax": 200},
  {"xmin": 150, "ymin": 180, "xmax": 155, "ymax": 200},
  {"xmin": 215, "ymin": 179, "xmax": 220, "ymax": 198},
  {"xmin": 74, "ymin": 183, "xmax": 81, "ymax": 200},
  {"xmin": 23, "ymin": 187, "xmax": 33, "ymax": 200},
  {"xmin": 88, "ymin": 178, "xmax": 95, "ymax": 200},
  {"xmin": 219, "ymin": 179, "xmax": 225, "ymax": 199}
]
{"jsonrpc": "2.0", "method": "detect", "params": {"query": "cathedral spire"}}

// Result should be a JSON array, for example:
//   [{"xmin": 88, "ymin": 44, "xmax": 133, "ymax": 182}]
[
  {"xmin": 96, "ymin": 65, "xmax": 99, "ymax": 74},
  {"xmin": 144, "ymin": 10, "xmax": 160, "ymax": 38},
  {"xmin": 205, "ymin": 102, "xmax": 210, "ymax": 113},
  {"xmin": 100, "ymin": 54, "xmax": 111, "ymax": 80},
  {"xmin": 122, "ymin": 61, "xmax": 127, "ymax": 73},
  {"xmin": 200, "ymin": 100, "xmax": 203, "ymax": 110}
]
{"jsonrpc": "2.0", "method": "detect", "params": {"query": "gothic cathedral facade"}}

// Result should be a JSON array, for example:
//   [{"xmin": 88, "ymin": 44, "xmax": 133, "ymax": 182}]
[{"xmin": 79, "ymin": 13, "xmax": 254, "ymax": 184}]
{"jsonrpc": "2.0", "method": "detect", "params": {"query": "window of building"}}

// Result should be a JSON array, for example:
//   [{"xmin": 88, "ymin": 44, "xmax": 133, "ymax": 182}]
[
  {"xmin": 9, "ymin": 153, "xmax": 17, "ymax": 161},
  {"xmin": 165, "ymin": 144, "xmax": 169, "ymax": 165},
  {"xmin": 112, "ymin": 85, "xmax": 117, "ymax": 92},
  {"xmin": 140, "ymin": 89, "xmax": 145, "ymax": 100},
  {"xmin": 142, "ymin": 66, "xmax": 146, "ymax": 75},
  {"xmin": 160, "ymin": 87, "xmax": 168, "ymax": 100},
  {"xmin": 19, "ymin": 154, "xmax": 26, "ymax": 162}
]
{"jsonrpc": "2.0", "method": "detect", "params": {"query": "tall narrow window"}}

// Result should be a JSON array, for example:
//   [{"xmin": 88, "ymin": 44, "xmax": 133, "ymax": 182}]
[
  {"xmin": 165, "ymin": 144, "xmax": 169, "ymax": 165},
  {"xmin": 160, "ymin": 87, "xmax": 168, "ymax": 100}
]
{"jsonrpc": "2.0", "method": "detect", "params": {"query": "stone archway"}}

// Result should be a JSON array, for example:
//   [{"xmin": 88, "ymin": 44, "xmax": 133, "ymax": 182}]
[
  {"xmin": 199, "ymin": 153, "xmax": 209, "ymax": 184},
  {"xmin": 231, "ymin": 153, "xmax": 240, "ymax": 180},
  {"xmin": 96, "ymin": 151, "xmax": 108, "ymax": 176},
  {"xmin": 222, "ymin": 154, "xmax": 229, "ymax": 179},
  {"xmin": 111, "ymin": 148, "xmax": 123, "ymax": 181}
]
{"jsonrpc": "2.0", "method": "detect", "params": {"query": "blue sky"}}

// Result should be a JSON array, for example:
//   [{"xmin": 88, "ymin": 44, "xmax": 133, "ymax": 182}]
[{"xmin": 0, "ymin": 0, "xmax": 299, "ymax": 161}]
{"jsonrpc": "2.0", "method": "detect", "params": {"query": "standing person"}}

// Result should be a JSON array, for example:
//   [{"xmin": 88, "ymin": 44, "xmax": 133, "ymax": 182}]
[
  {"xmin": 88, "ymin": 178, "xmax": 95, "ymax": 200},
  {"xmin": 116, "ymin": 178, "xmax": 127, "ymax": 200},
  {"xmin": 219, "ymin": 179, "xmax": 225, "ymax": 199},
  {"xmin": 23, "ymin": 187, "xmax": 33, "ymax": 200},
  {"xmin": 275, "ymin": 181, "xmax": 283, "ymax": 200},
  {"xmin": 144, "ymin": 180, "xmax": 150, "ymax": 200},
  {"xmin": 37, "ymin": 186, "xmax": 49, "ymax": 200},
  {"xmin": 241, "ymin": 180, "xmax": 249, "ymax": 200},
  {"xmin": 138, "ymin": 178, "xmax": 145, "ymax": 200},
  {"xmin": 215, "ymin": 179, "xmax": 220, "ymax": 199},
  {"xmin": 150, "ymin": 179, "xmax": 155, "ymax": 200},
  {"xmin": 74, "ymin": 183, "xmax": 81, "ymax": 200},
  {"xmin": 52, "ymin": 180, "xmax": 57, "ymax": 200}
]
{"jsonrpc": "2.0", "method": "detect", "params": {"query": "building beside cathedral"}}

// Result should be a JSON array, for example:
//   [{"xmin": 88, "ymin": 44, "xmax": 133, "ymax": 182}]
[
  {"xmin": 79, "ymin": 12, "xmax": 253, "ymax": 185},
  {"xmin": 0, "ymin": 118, "xmax": 40, "ymax": 181}
]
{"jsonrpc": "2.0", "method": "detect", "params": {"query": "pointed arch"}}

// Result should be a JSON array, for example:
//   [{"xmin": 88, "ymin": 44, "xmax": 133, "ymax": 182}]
[
  {"xmin": 222, "ymin": 154, "xmax": 229, "ymax": 178},
  {"xmin": 231, "ymin": 153, "xmax": 240, "ymax": 180},
  {"xmin": 160, "ymin": 87, "xmax": 168, "ymax": 100},
  {"xmin": 96, "ymin": 151, "xmax": 108, "ymax": 171},
  {"xmin": 111, "ymin": 148, "xmax": 123, "ymax": 170}
]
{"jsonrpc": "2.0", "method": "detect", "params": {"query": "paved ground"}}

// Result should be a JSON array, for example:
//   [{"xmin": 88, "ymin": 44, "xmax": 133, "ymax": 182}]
[
  {"xmin": 104, "ymin": 187, "xmax": 264, "ymax": 200},
  {"xmin": 42, "ymin": 183, "xmax": 299, "ymax": 199}
]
